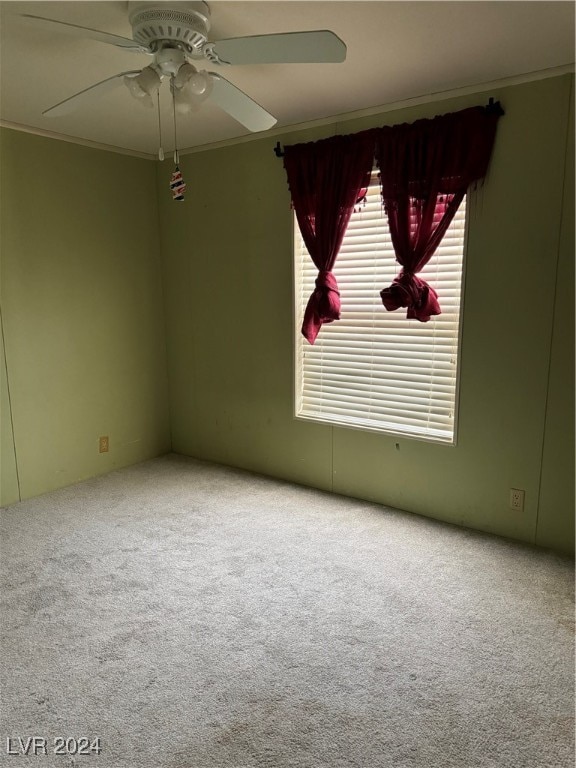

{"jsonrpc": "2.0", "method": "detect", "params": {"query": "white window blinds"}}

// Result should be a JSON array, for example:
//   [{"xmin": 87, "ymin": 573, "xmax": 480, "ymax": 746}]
[{"xmin": 294, "ymin": 179, "xmax": 466, "ymax": 443}]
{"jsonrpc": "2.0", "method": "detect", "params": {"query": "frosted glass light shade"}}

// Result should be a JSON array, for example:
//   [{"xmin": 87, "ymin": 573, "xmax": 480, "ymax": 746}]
[
  {"xmin": 173, "ymin": 63, "xmax": 213, "ymax": 113},
  {"xmin": 124, "ymin": 66, "xmax": 161, "ymax": 108}
]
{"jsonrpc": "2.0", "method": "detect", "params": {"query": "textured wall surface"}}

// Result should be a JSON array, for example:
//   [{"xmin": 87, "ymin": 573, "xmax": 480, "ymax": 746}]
[
  {"xmin": 537, "ymin": 81, "xmax": 575, "ymax": 550},
  {"xmin": 159, "ymin": 75, "xmax": 575, "ymax": 553},
  {"xmin": 0, "ymin": 131, "xmax": 170, "ymax": 504}
]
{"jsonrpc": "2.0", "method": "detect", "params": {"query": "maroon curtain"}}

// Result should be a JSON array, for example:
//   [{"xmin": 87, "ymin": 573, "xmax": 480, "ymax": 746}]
[
  {"xmin": 375, "ymin": 106, "xmax": 500, "ymax": 321},
  {"xmin": 284, "ymin": 132, "xmax": 375, "ymax": 344}
]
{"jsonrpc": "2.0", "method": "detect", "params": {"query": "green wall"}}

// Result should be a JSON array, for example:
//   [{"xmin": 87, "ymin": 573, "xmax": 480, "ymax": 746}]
[
  {"xmin": 159, "ymin": 74, "xmax": 575, "ymax": 554},
  {"xmin": 1, "ymin": 310, "xmax": 19, "ymax": 504},
  {"xmin": 0, "ymin": 130, "xmax": 170, "ymax": 505},
  {"xmin": 537, "ymin": 81, "xmax": 575, "ymax": 550}
]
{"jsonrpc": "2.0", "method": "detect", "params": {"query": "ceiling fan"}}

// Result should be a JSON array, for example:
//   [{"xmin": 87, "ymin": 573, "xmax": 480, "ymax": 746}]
[{"xmin": 17, "ymin": 2, "xmax": 347, "ymax": 133}]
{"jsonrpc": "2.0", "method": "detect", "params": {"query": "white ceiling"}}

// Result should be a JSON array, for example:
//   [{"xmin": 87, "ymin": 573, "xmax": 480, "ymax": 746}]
[{"xmin": 1, "ymin": 1, "xmax": 574, "ymax": 157}]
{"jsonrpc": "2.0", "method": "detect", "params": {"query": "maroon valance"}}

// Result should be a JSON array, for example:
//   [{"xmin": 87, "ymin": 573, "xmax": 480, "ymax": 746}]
[
  {"xmin": 283, "ymin": 104, "xmax": 501, "ymax": 340},
  {"xmin": 376, "ymin": 106, "xmax": 500, "ymax": 200}
]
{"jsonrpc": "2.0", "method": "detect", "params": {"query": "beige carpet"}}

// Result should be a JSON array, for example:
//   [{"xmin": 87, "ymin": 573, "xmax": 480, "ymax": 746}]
[{"xmin": 1, "ymin": 453, "xmax": 574, "ymax": 767}]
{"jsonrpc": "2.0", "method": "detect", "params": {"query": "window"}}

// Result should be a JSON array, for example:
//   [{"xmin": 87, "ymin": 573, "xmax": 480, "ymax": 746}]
[{"xmin": 294, "ymin": 177, "xmax": 467, "ymax": 444}]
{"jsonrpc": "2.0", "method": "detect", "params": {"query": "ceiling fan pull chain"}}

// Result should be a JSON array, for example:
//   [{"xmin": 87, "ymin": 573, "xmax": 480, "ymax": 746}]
[
  {"xmin": 157, "ymin": 91, "xmax": 164, "ymax": 162},
  {"xmin": 172, "ymin": 79, "xmax": 180, "ymax": 165},
  {"xmin": 170, "ymin": 77, "xmax": 186, "ymax": 201}
]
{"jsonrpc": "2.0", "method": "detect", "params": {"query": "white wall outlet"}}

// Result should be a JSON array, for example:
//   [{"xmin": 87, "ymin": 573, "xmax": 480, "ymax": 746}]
[{"xmin": 509, "ymin": 488, "xmax": 525, "ymax": 511}]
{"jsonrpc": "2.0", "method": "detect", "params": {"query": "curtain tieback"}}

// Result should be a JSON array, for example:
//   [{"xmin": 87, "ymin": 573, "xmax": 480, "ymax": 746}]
[
  {"xmin": 312, "ymin": 270, "xmax": 340, "ymax": 323},
  {"xmin": 314, "ymin": 270, "xmax": 341, "ymax": 319},
  {"xmin": 380, "ymin": 269, "xmax": 441, "ymax": 323},
  {"xmin": 302, "ymin": 270, "xmax": 341, "ymax": 344},
  {"xmin": 315, "ymin": 270, "xmax": 339, "ymax": 294}
]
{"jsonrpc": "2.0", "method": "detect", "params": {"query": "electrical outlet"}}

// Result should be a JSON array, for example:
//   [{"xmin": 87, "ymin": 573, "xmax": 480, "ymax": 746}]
[
  {"xmin": 509, "ymin": 488, "xmax": 525, "ymax": 511},
  {"xmin": 99, "ymin": 436, "xmax": 109, "ymax": 453}
]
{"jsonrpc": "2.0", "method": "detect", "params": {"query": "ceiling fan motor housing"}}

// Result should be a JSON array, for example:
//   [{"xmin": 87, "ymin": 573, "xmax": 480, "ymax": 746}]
[{"xmin": 128, "ymin": 2, "xmax": 210, "ymax": 53}]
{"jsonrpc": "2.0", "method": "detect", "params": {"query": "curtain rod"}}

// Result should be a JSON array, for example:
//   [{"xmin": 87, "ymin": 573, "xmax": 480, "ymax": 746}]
[{"xmin": 273, "ymin": 98, "xmax": 505, "ymax": 157}]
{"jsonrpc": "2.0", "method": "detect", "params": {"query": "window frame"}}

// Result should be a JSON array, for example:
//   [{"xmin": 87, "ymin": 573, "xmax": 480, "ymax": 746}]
[{"xmin": 292, "ymin": 175, "xmax": 471, "ymax": 446}]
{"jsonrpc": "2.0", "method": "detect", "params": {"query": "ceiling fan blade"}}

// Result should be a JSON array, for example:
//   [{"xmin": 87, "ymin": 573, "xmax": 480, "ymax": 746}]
[
  {"xmin": 43, "ymin": 71, "xmax": 142, "ymax": 117},
  {"xmin": 17, "ymin": 14, "xmax": 150, "ymax": 53},
  {"xmin": 207, "ymin": 74, "xmax": 277, "ymax": 132},
  {"xmin": 208, "ymin": 30, "xmax": 346, "ymax": 65}
]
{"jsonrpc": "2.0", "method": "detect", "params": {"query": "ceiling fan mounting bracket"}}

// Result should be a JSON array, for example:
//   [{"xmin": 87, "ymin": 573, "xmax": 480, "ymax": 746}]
[{"xmin": 128, "ymin": 2, "xmax": 211, "ymax": 54}]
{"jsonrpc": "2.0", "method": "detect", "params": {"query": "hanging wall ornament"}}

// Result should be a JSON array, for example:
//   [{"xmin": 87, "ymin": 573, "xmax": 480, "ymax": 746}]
[{"xmin": 170, "ymin": 166, "xmax": 186, "ymax": 201}]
